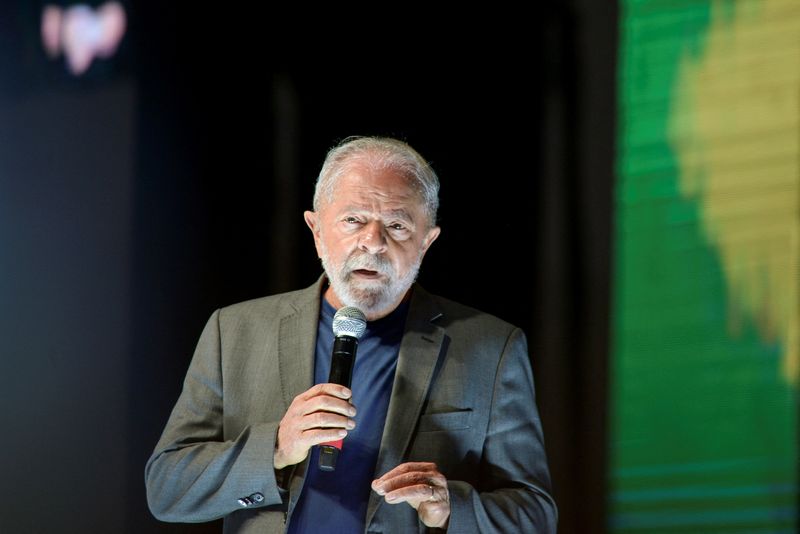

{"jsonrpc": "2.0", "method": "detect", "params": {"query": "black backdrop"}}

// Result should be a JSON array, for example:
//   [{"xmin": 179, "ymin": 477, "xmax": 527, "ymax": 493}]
[{"xmin": 0, "ymin": 3, "xmax": 615, "ymax": 533}]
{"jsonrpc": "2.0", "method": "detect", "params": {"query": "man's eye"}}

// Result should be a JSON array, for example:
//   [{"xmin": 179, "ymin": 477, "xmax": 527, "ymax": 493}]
[
  {"xmin": 388, "ymin": 223, "xmax": 406, "ymax": 231},
  {"xmin": 344, "ymin": 217, "xmax": 361, "ymax": 224}
]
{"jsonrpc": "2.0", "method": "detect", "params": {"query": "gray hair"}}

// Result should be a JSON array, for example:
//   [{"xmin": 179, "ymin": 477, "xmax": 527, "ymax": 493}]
[{"xmin": 313, "ymin": 136, "xmax": 440, "ymax": 227}]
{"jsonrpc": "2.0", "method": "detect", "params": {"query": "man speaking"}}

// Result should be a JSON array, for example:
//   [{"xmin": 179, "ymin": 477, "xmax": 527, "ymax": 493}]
[{"xmin": 145, "ymin": 137, "xmax": 557, "ymax": 533}]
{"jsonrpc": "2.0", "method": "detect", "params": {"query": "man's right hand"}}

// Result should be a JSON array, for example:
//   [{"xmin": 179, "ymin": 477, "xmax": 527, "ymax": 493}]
[{"xmin": 273, "ymin": 383, "xmax": 357, "ymax": 470}]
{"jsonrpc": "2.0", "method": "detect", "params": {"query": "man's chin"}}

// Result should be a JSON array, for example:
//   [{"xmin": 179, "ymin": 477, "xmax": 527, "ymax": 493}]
[
  {"xmin": 343, "ymin": 273, "xmax": 390, "ymax": 291},
  {"xmin": 327, "ymin": 272, "xmax": 414, "ymax": 317},
  {"xmin": 338, "ymin": 285, "xmax": 395, "ymax": 316},
  {"xmin": 346, "ymin": 288, "xmax": 388, "ymax": 309}
]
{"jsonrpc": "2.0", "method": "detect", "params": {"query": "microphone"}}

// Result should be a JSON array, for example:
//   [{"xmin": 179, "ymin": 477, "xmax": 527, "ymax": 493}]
[{"xmin": 318, "ymin": 306, "xmax": 367, "ymax": 471}]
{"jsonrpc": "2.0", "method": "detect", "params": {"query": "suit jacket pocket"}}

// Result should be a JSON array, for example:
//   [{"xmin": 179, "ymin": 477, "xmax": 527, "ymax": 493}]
[{"xmin": 417, "ymin": 409, "xmax": 472, "ymax": 432}]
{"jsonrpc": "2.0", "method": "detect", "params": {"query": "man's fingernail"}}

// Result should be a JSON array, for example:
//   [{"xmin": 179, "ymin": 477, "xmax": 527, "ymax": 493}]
[
  {"xmin": 341, "ymin": 388, "xmax": 351, "ymax": 397},
  {"xmin": 346, "ymin": 419, "xmax": 356, "ymax": 429},
  {"xmin": 338, "ymin": 429, "xmax": 347, "ymax": 437},
  {"xmin": 385, "ymin": 493, "xmax": 396, "ymax": 502}
]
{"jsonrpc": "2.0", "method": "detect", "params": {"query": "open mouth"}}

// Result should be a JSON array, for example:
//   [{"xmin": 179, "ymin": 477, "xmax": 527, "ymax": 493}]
[{"xmin": 352, "ymin": 269, "xmax": 381, "ymax": 278}]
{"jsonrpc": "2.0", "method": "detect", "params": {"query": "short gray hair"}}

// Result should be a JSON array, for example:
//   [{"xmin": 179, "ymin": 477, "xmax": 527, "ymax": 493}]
[{"xmin": 313, "ymin": 136, "xmax": 440, "ymax": 227}]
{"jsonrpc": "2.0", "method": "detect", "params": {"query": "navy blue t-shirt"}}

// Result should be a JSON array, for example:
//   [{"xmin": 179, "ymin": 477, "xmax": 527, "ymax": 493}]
[{"xmin": 287, "ymin": 297, "xmax": 408, "ymax": 533}]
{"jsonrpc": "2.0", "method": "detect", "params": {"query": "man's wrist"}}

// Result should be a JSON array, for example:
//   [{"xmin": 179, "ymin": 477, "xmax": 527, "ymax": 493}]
[
  {"xmin": 273, "ymin": 451, "xmax": 287, "ymax": 471},
  {"xmin": 274, "ymin": 466, "xmax": 291, "ymax": 491}
]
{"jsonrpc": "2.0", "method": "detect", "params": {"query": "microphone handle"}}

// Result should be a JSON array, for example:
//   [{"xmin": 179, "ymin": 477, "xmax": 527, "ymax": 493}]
[
  {"xmin": 319, "ymin": 335, "xmax": 357, "ymax": 471},
  {"xmin": 328, "ymin": 336, "xmax": 357, "ymax": 386}
]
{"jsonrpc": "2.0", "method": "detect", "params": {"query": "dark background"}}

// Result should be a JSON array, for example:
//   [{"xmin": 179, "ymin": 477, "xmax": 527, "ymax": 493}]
[{"xmin": 0, "ymin": 3, "xmax": 616, "ymax": 533}]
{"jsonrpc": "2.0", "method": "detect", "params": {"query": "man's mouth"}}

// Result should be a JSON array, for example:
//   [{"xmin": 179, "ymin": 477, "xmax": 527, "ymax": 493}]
[{"xmin": 352, "ymin": 269, "xmax": 381, "ymax": 278}]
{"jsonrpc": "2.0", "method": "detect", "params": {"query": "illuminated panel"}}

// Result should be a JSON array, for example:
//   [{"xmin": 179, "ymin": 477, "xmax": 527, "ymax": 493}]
[{"xmin": 611, "ymin": 1, "xmax": 799, "ymax": 532}]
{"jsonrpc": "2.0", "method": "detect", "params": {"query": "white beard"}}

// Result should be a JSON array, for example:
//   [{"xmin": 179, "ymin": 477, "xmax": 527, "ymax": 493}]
[{"xmin": 320, "ymin": 241, "xmax": 422, "ymax": 319}]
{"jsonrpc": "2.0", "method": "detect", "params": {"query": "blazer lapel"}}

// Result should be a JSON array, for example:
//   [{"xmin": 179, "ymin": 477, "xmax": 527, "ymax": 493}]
[
  {"xmin": 277, "ymin": 277, "xmax": 324, "ymax": 506},
  {"xmin": 277, "ymin": 277, "xmax": 324, "ymax": 409},
  {"xmin": 365, "ymin": 285, "xmax": 446, "ymax": 528}
]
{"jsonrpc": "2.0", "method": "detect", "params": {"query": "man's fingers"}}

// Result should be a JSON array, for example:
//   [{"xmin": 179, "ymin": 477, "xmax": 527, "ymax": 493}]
[
  {"xmin": 300, "ymin": 394, "xmax": 357, "ymax": 417},
  {"xmin": 372, "ymin": 463, "xmax": 447, "ymax": 501},
  {"xmin": 382, "ymin": 483, "xmax": 437, "ymax": 504},
  {"xmin": 275, "ymin": 382, "xmax": 356, "ymax": 470},
  {"xmin": 301, "ymin": 427, "xmax": 348, "ymax": 447},
  {"xmin": 299, "ymin": 412, "xmax": 356, "ymax": 431},
  {"xmin": 373, "ymin": 471, "xmax": 430, "ymax": 494},
  {"xmin": 373, "ymin": 462, "xmax": 439, "ymax": 486},
  {"xmin": 298, "ymin": 383, "xmax": 351, "ymax": 401},
  {"xmin": 370, "ymin": 462, "xmax": 451, "ymax": 529},
  {"xmin": 292, "ymin": 384, "xmax": 356, "ymax": 418}
]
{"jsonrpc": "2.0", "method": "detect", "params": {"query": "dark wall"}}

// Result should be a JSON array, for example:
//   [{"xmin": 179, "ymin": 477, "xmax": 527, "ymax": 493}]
[
  {"xmin": 1, "ymin": 4, "xmax": 615, "ymax": 533},
  {"xmin": 0, "ymin": 82, "xmax": 136, "ymax": 530}
]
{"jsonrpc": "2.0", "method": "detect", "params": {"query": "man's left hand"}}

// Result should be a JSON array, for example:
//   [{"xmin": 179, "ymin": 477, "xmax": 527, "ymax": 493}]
[{"xmin": 371, "ymin": 462, "xmax": 450, "ymax": 529}]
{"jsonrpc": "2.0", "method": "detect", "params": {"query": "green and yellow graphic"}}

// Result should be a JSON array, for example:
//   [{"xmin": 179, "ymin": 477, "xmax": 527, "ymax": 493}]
[{"xmin": 612, "ymin": 0, "xmax": 799, "ymax": 531}]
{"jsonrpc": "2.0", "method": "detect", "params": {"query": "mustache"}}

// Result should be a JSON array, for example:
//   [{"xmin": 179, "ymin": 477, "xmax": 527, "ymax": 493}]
[{"xmin": 344, "ymin": 253, "xmax": 393, "ymax": 275}]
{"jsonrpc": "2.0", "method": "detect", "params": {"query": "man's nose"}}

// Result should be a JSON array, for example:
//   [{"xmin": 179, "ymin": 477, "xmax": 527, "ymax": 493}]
[{"xmin": 358, "ymin": 221, "xmax": 388, "ymax": 254}]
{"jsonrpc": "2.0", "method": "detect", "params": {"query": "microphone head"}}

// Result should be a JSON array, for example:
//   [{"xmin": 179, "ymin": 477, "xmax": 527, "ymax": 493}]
[{"xmin": 332, "ymin": 306, "xmax": 367, "ymax": 339}]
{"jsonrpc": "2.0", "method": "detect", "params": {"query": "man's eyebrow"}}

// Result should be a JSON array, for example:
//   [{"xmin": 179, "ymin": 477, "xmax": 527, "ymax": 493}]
[
  {"xmin": 339, "ymin": 206, "xmax": 415, "ymax": 222},
  {"xmin": 384, "ymin": 209, "xmax": 414, "ymax": 222}
]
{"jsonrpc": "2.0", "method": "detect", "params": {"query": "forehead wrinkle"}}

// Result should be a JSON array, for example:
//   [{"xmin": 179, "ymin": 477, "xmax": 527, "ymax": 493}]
[
  {"xmin": 322, "ymin": 168, "xmax": 428, "ymax": 224},
  {"xmin": 346, "ymin": 183, "xmax": 417, "ymax": 203}
]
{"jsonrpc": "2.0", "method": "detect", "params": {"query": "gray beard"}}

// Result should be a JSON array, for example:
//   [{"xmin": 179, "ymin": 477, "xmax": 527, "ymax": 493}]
[{"xmin": 320, "ymin": 244, "xmax": 421, "ymax": 318}]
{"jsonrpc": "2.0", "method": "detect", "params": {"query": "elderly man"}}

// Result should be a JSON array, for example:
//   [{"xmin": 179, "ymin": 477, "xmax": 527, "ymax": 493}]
[{"xmin": 145, "ymin": 137, "xmax": 557, "ymax": 533}]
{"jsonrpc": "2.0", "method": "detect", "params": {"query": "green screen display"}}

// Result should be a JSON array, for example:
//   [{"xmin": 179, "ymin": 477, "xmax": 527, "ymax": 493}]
[{"xmin": 611, "ymin": 1, "xmax": 799, "ymax": 532}]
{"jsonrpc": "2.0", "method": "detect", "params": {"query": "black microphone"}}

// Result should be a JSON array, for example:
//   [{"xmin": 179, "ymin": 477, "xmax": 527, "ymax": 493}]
[{"xmin": 318, "ymin": 306, "xmax": 367, "ymax": 471}]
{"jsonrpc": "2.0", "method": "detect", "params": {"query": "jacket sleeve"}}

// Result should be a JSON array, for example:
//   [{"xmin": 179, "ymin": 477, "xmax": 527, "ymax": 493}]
[
  {"xmin": 445, "ymin": 328, "xmax": 558, "ymax": 533},
  {"xmin": 144, "ymin": 310, "xmax": 284, "ymax": 523}
]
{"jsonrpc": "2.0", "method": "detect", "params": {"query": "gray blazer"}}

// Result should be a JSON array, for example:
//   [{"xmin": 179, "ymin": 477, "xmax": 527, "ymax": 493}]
[{"xmin": 145, "ymin": 277, "xmax": 557, "ymax": 533}]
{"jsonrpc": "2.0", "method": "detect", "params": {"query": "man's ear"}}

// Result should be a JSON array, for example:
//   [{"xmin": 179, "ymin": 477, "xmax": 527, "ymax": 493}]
[
  {"xmin": 421, "ymin": 225, "xmax": 441, "ymax": 254},
  {"xmin": 304, "ymin": 210, "xmax": 323, "ymax": 259}
]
